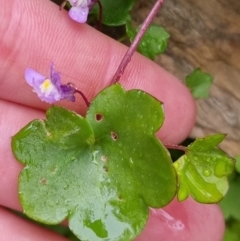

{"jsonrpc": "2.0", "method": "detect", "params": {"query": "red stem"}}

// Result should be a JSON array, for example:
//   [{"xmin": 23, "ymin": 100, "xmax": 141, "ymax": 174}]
[
  {"xmin": 75, "ymin": 90, "xmax": 90, "ymax": 107},
  {"xmin": 110, "ymin": 0, "xmax": 165, "ymax": 84},
  {"xmin": 59, "ymin": 0, "xmax": 67, "ymax": 10},
  {"xmin": 164, "ymin": 144, "xmax": 187, "ymax": 152}
]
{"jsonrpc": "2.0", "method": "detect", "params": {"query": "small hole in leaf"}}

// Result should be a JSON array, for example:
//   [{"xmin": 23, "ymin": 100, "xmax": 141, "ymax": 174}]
[
  {"xmin": 111, "ymin": 132, "xmax": 118, "ymax": 141},
  {"xmin": 95, "ymin": 114, "xmax": 103, "ymax": 121},
  {"xmin": 101, "ymin": 156, "xmax": 107, "ymax": 162},
  {"xmin": 40, "ymin": 178, "xmax": 47, "ymax": 185},
  {"xmin": 103, "ymin": 166, "xmax": 108, "ymax": 172}
]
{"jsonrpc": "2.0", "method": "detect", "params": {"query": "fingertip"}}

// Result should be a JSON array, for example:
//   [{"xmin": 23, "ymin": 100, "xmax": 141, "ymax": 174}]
[
  {"xmin": 0, "ymin": 207, "xmax": 69, "ymax": 241},
  {"xmin": 135, "ymin": 198, "xmax": 225, "ymax": 241},
  {"xmin": 156, "ymin": 74, "xmax": 197, "ymax": 144}
]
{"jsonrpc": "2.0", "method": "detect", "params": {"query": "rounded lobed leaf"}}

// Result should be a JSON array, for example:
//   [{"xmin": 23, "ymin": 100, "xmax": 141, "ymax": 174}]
[
  {"xmin": 86, "ymin": 84, "xmax": 177, "ymax": 208},
  {"xmin": 174, "ymin": 134, "xmax": 235, "ymax": 203},
  {"xmin": 12, "ymin": 84, "xmax": 177, "ymax": 241}
]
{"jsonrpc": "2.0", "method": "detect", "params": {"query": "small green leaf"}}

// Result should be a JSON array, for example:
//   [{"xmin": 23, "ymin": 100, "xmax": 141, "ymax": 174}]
[
  {"xmin": 185, "ymin": 68, "xmax": 213, "ymax": 99},
  {"xmin": 91, "ymin": 0, "xmax": 135, "ymax": 26},
  {"xmin": 126, "ymin": 19, "xmax": 170, "ymax": 60},
  {"xmin": 235, "ymin": 156, "xmax": 240, "ymax": 174},
  {"xmin": 223, "ymin": 227, "xmax": 240, "ymax": 241},
  {"xmin": 223, "ymin": 220, "xmax": 240, "ymax": 241},
  {"xmin": 173, "ymin": 134, "xmax": 235, "ymax": 203},
  {"xmin": 12, "ymin": 84, "xmax": 177, "ymax": 241},
  {"xmin": 219, "ymin": 175, "xmax": 240, "ymax": 221}
]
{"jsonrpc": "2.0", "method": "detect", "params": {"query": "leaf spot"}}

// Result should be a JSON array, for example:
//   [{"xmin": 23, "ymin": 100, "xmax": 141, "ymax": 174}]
[
  {"xmin": 95, "ymin": 113, "xmax": 103, "ymax": 121},
  {"xmin": 111, "ymin": 132, "xmax": 118, "ymax": 141},
  {"xmin": 40, "ymin": 178, "xmax": 47, "ymax": 185},
  {"xmin": 103, "ymin": 166, "xmax": 108, "ymax": 172},
  {"xmin": 101, "ymin": 155, "xmax": 107, "ymax": 162}
]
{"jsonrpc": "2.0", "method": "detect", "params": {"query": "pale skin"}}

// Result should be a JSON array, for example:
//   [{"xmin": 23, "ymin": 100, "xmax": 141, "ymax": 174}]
[{"xmin": 0, "ymin": 0, "xmax": 225, "ymax": 240}]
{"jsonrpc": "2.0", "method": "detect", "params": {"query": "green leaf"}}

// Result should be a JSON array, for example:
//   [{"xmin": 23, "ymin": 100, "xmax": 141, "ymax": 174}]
[
  {"xmin": 173, "ymin": 134, "xmax": 235, "ymax": 203},
  {"xmin": 12, "ymin": 84, "xmax": 177, "ymax": 241},
  {"xmin": 91, "ymin": 0, "xmax": 135, "ymax": 26},
  {"xmin": 126, "ymin": 19, "xmax": 170, "ymax": 60},
  {"xmin": 185, "ymin": 68, "xmax": 213, "ymax": 99},
  {"xmin": 223, "ymin": 227, "xmax": 240, "ymax": 241},
  {"xmin": 219, "ymin": 175, "xmax": 240, "ymax": 221},
  {"xmin": 223, "ymin": 220, "xmax": 240, "ymax": 241},
  {"xmin": 235, "ymin": 156, "xmax": 240, "ymax": 174}
]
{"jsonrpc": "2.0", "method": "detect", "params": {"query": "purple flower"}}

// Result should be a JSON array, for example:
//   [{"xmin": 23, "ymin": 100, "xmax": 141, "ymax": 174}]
[
  {"xmin": 68, "ymin": 0, "xmax": 92, "ymax": 23},
  {"xmin": 25, "ymin": 64, "xmax": 76, "ymax": 104}
]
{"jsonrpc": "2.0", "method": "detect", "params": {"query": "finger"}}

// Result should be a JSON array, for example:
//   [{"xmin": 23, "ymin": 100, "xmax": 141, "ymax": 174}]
[
  {"xmin": 135, "ymin": 198, "xmax": 225, "ymax": 241},
  {"xmin": 0, "ymin": 206, "xmax": 69, "ymax": 241},
  {"xmin": 0, "ymin": 0, "xmax": 196, "ymax": 144}
]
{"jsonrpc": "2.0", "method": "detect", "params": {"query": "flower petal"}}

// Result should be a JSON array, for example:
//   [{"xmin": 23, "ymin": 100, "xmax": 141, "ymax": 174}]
[
  {"xmin": 39, "ymin": 94, "xmax": 61, "ymax": 104},
  {"xmin": 25, "ymin": 68, "xmax": 45, "ymax": 87},
  {"xmin": 60, "ymin": 84, "xmax": 76, "ymax": 102},
  {"xmin": 69, "ymin": 6, "xmax": 89, "ymax": 23},
  {"xmin": 50, "ymin": 64, "xmax": 61, "ymax": 86},
  {"xmin": 37, "ymin": 79, "xmax": 62, "ymax": 103},
  {"xmin": 25, "ymin": 65, "xmax": 77, "ymax": 104}
]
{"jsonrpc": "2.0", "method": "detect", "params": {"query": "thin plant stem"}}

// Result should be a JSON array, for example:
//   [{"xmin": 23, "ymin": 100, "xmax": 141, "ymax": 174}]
[
  {"xmin": 110, "ymin": 0, "xmax": 165, "ymax": 84},
  {"xmin": 97, "ymin": 0, "xmax": 102, "ymax": 30},
  {"xmin": 117, "ymin": 34, "xmax": 128, "ymax": 43},
  {"xmin": 90, "ymin": 0, "xmax": 103, "ymax": 30},
  {"xmin": 66, "ymin": 82, "xmax": 90, "ymax": 106},
  {"xmin": 164, "ymin": 144, "xmax": 188, "ymax": 152},
  {"xmin": 75, "ymin": 90, "xmax": 90, "ymax": 107},
  {"xmin": 59, "ymin": 0, "xmax": 67, "ymax": 10}
]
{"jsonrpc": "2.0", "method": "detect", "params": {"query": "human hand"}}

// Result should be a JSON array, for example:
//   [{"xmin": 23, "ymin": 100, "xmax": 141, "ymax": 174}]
[{"xmin": 0, "ymin": 0, "xmax": 224, "ymax": 240}]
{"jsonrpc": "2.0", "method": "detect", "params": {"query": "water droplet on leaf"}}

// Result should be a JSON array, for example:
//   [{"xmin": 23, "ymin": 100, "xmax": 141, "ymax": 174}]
[
  {"xmin": 202, "ymin": 168, "xmax": 212, "ymax": 177},
  {"xmin": 92, "ymin": 150, "xmax": 99, "ymax": 165},
  {"xmin": 157, "ymin": 209, "xmax": 185, "ymax": 231}
]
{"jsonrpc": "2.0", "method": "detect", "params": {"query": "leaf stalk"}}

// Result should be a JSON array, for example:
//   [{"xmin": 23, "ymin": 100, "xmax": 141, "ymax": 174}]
[
  {"xmin": 110, "ymin": 0, "xmax": 165, "ymax": 84},
  {"xmin": 164, "ymin": 144, "xmax": 187, "ymax": 152}
]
